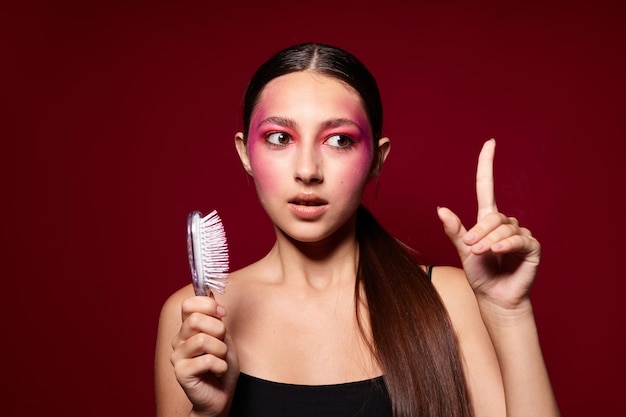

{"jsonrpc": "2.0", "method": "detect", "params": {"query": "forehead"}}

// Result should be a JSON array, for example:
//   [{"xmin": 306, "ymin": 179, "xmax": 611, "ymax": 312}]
[{"xmin": 252, "ymin": 71, "xmax": 368, "ymax": 122}]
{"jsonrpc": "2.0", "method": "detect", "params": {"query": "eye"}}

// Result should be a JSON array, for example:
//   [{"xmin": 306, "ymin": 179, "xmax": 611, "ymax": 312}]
[
  {"xmin": 265, "ymin": 132, "xmax": 292, "ymax": 146},
  {"xmin": 325, "ymin": 134, "xmax": 354, "ymax": 149}
]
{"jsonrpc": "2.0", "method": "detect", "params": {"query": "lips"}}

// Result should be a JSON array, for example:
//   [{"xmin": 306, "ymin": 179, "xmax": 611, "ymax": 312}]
[
  {"xmin": 289, "ymin": 199, "xmax": 326, "ymax": 206},
  {"xmin": 288, "ymin": 194, "xmax": 328, "ymax": 219},
  {"xmin": 288, "ymin": 194, "xmax": 328, "ymax": 206}
]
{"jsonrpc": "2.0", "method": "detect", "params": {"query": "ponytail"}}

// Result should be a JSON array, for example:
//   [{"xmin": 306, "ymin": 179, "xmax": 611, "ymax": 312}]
[{"xmin": 355, "ymin": 205, "xmax": 473, "ymax": 417}]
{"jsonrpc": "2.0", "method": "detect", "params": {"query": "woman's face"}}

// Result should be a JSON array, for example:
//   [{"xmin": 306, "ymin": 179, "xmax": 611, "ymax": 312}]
[{"xmin": 236, "ymin": 70, "xmax": 389, "ymax": 243}]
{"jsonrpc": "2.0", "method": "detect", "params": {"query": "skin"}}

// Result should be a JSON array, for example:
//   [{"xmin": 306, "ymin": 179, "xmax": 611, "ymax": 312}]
[
  {"xmin": 238, "ymin": 71, "xmax": 385, "ymax": 246},
  {"xmin": 154, "ymin": 71, "xmax": 560, "ymax": 417}
]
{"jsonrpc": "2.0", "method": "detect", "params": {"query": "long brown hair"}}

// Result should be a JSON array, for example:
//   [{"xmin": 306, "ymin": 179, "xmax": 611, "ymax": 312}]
[
  {"xmin": 242, "ymin": 42, "xmax": 473, "ymax": 417},
  {"xmin": 356, "ymin": 205, "xmax": 473, "ymax": 416}
]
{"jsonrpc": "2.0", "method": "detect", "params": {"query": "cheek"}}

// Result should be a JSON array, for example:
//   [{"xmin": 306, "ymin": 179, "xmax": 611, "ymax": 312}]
[
  {"xmin": 338, "ymin": 148, "xmax": 374, "ymax": 190},
  {"xmin": 354, "ymin": 144, "xmax": 375, "ymax": 177},
  {"xmin": 356, "ymin": 149, "xmax": 374, "ymax": 175},
  {"xmin": 247, "ymin": 142, "xmax": 281, "ymax": 195}
]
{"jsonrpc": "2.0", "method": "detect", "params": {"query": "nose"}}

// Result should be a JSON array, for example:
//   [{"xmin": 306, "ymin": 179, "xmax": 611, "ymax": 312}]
[{"xmin": 293, "ymin": 145, "xmax": 323, "ymax": 184}]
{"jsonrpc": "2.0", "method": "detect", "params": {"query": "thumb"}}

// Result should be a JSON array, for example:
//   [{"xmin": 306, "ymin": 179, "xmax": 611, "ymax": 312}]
[
  {"xmin": 224, "ymin": 332, "xmax": 240, "ymax": 369},
  {"xmin": 221, "ymin": 332, "xmax": 240, "ymax": 388},
  {"xmin": 437, "ymin": 206, "xmax": 469, "ymax": 256}
]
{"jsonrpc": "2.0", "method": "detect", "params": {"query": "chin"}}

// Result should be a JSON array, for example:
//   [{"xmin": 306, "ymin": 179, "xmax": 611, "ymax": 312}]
[
  {"xmin": 279, "ymin": 227, "xmax": 333, "ymax": 244},
  {"xmin": 276, "ymin": 218, "xmax": 357, "ymax": 247}
]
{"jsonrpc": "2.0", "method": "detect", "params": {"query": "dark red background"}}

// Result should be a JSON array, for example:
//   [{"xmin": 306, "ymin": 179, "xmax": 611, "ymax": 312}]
[{"xmin": 3, "ymin": 1, "xmax": 624, "ymax": 415}]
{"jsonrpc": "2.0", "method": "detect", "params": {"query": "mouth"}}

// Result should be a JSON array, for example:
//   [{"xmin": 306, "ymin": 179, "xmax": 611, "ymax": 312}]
[
  {"xmin": 288, "ymin": 194, "xmax": 328, "ymax": 219},
  {"xmin": 289, "ymin": 200, "xmax": 326, "ymax": 206},
  {"xmin": 288, "ymin": 195, "xmax": 328, "ymax": 206}
]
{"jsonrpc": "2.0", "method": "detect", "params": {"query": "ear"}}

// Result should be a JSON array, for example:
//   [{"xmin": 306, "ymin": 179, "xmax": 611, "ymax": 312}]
[
  {"xmin": 370, "ymin": 137, "xmax": 391, "ymax": 179},
  {"xmin": 234, "ymin": 132, "xmax": 253, "ymax": 176}
]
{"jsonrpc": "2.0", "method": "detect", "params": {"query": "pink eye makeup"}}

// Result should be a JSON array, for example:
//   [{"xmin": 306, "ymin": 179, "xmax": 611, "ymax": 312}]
[
  {"xmin": 265, "ymin": 131, "xmax": 293, "ymax": 147},
  {"xmin": 324, "ymin": 134, "xmax": 355, "ymax": 149}
]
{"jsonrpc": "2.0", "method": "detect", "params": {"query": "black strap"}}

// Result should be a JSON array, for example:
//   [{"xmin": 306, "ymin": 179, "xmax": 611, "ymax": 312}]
[{"xmin": 427, "ymin": 265, "xmax": 435, "ymax": 281}]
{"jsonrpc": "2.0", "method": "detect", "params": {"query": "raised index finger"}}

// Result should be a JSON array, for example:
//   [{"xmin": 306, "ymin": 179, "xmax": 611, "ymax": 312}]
[{"xmin": 476, "ymin": 139, "xmax": 497, "ymax": 220}]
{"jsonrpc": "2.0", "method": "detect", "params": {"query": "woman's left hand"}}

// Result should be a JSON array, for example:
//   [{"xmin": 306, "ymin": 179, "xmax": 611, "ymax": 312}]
[{"xmin": 437, "ymin": 139, "xmax": 541, "ymax": 310}]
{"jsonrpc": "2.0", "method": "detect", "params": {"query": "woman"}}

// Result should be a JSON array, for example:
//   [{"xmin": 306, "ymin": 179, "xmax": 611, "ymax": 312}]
[{"xmin": 154, "ymin": 43, "xmax": 560, "ymax": 417}]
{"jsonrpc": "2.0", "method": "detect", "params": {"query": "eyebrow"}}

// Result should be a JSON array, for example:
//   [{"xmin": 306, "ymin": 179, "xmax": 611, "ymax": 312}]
[
  {"xmin": 257, "ymin": 116, "xmax": 363, "ymax": 132},
  {"xmin": 258, "ymin": 116, "xmax": 296, "ymax": 128},
  {"xmin": 321, "ymin": 118, "xmax": 361, "ymax": 130}
]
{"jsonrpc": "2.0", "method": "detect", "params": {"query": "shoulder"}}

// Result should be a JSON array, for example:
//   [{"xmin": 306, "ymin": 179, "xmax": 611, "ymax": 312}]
[
  {"xmin": 157, "ymin": 284, "xmax": 196, "ymax": 339},
  {"xmin": 429, "ymin": 266, "xmax": 481, "ymax": 337},
  {"xmin": 160, "ymin": 284, "xmax": 195, "ymax": 317},
  {"xmin": 157, "ymin": 257, "xmax": 265, "ymax": 316},
  {"xmin": 428, "ymin": 268, "xmax": 506, "ymax": 415},
  {"xmin": 430, "ymin": 266, "xmax": 473, "ymax": 305}
]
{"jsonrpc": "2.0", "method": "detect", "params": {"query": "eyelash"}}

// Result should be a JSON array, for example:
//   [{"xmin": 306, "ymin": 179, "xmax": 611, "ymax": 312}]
[
  {"xmin": 325, "ymin": 134, "xmax": 355, "ymax": 149},
  {"xmin": 263, "ymin": 132, "xmax": 356, "ymax": 150},
  {"xmin": 265, "ymin": 132, "xmax": 293, "ymax": 147}
]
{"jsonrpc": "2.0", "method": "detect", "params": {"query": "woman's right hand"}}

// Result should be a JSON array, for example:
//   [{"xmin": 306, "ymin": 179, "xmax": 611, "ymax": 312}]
[{"xmin": 170, "ymin": 295, "xmax": 240, "ymax": 417}]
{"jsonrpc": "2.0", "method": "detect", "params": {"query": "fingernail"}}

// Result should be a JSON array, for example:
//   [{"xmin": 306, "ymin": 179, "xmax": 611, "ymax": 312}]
[
  {"xmin": 217, "ymin": 305, "xmax": 226, "ymax": 317},
  {"xmin": 464, "ymin": 231, "xmax": 477, "ymax": 242}
]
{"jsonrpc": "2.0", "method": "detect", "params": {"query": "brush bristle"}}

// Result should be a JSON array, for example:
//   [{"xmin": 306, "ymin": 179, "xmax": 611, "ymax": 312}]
[{"xmin": 199, "ymin": 210, "xmax": 229, "ymax": 294}]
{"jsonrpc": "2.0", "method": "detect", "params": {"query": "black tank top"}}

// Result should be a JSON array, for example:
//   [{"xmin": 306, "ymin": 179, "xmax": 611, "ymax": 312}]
[{"xmin": 229, "ymin": 373, "xmax": 392, "ymax": 417}]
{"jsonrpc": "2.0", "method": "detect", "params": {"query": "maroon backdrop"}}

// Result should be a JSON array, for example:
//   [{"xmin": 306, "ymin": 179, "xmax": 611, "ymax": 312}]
[{"xmin": 3, "ymin": 1, "xmax": 624, "ymax": 415}]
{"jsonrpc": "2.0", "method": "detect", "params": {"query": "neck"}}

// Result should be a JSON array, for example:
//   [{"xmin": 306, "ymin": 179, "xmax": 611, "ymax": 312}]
[{"xmin": 268, "ymin": 215, "xmax": 359, "ymax": 291}]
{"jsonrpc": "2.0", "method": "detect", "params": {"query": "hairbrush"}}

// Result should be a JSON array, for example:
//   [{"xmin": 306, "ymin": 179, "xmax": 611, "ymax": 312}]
[{"xmin": 186, "ymin": 210, "xmax": 229, "ymax": 296}]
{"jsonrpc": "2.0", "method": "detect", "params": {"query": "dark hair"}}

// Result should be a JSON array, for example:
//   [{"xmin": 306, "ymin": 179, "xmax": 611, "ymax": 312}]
[
  {"xmin": 242, "ymin": 43, "xmax": 382, "ymax": 142},
  {"xmin": 242, "ymin": 43, "xmax": 473, "ymax": 417}
]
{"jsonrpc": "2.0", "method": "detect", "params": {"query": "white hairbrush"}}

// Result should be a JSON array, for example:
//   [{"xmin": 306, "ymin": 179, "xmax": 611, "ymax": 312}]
[{"xmin": 186, "ymin": 210, "xmax": 229, "ymax": 296}]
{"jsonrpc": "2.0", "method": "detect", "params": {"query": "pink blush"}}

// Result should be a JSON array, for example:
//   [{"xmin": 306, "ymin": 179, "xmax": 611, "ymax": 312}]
[{"xmin": 246, "ymin": 140, "xmax": 282, "ymax": 195}]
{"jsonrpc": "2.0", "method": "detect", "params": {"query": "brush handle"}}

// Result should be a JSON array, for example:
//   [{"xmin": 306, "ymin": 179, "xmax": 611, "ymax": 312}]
[{"xmin": 187, "ymin": 211, "xmax": 208, "ymax": 296}]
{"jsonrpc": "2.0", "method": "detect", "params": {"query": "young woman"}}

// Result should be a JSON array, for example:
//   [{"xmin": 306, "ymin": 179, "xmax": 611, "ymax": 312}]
[{"xmin": 154, "ymin": 43, "xmax": 560, "ymax": 417}]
